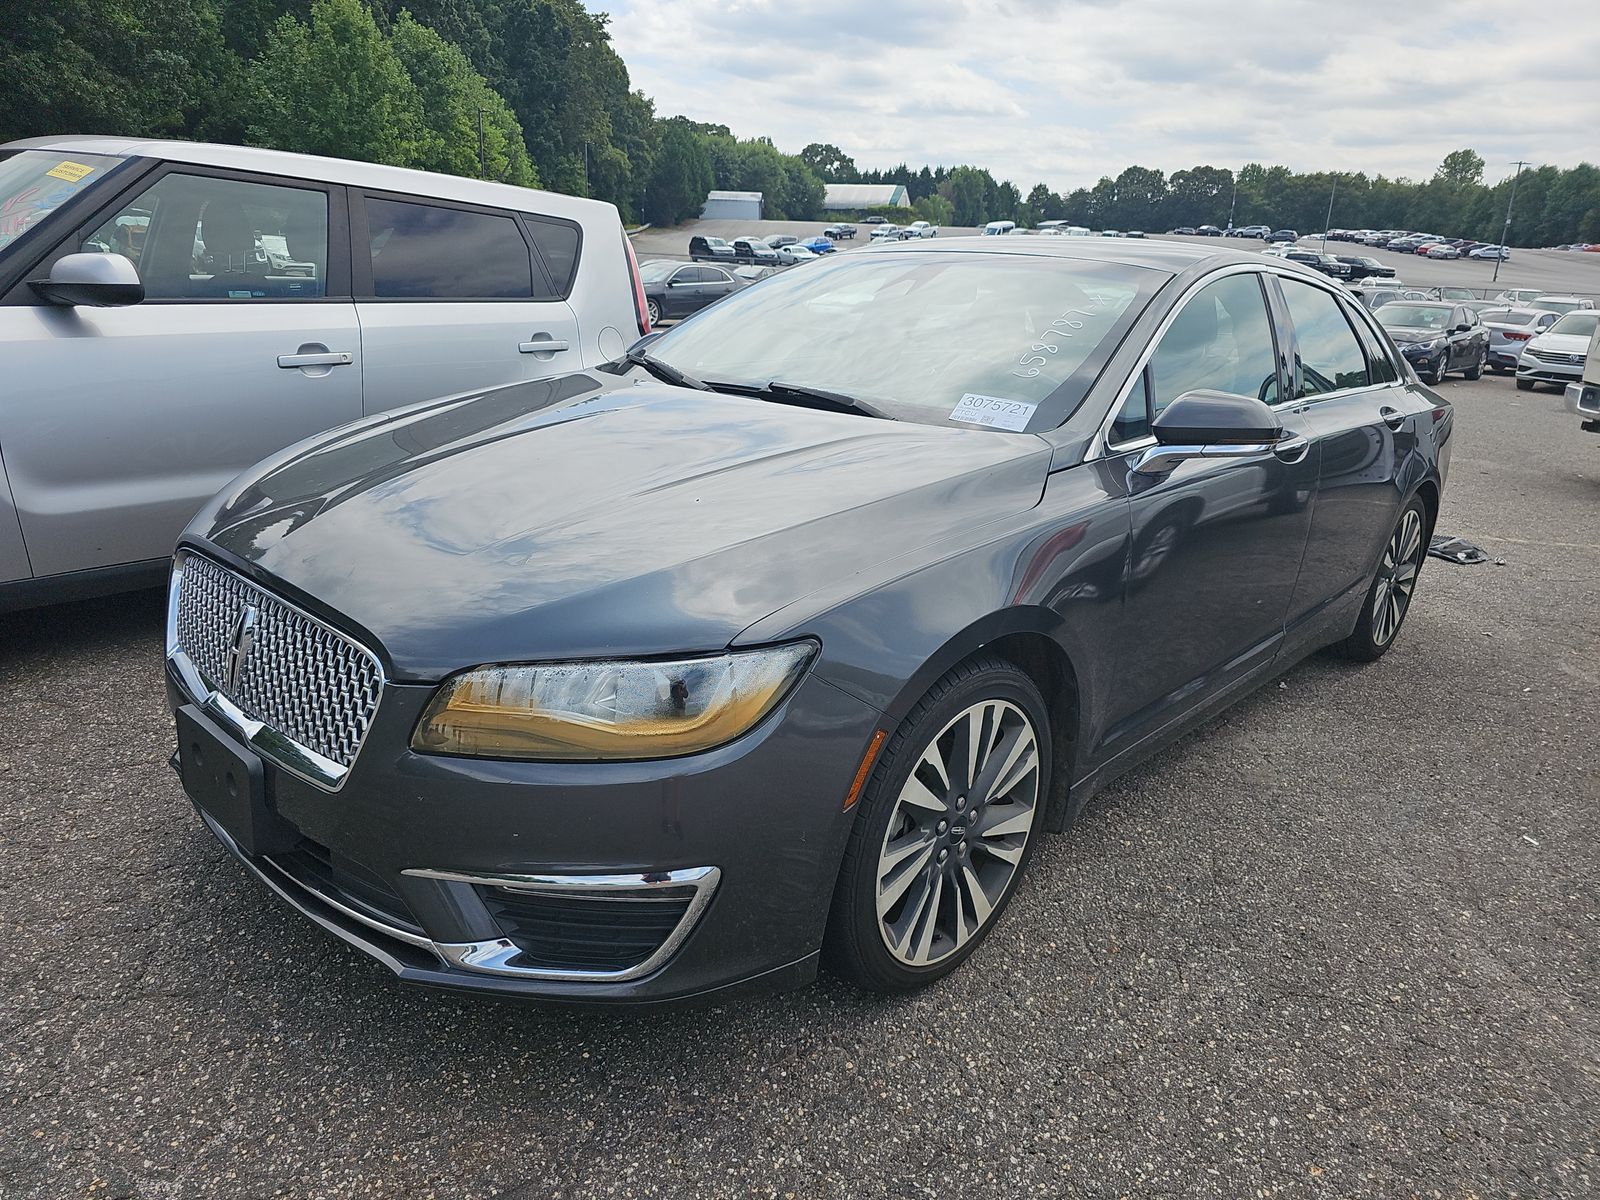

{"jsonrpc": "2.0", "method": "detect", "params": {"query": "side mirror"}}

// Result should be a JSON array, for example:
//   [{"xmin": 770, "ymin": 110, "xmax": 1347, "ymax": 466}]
[
  {"xmin": 1454, "ymin": 323, "xmax": 1472, "ymax": 333},
  {"xmin": 1135, "ymin": 390, "xmax": 1300, "ymax": 476},
  {"xmin": 30, "ymin": 252, "xmax": 144, "ymax": 307}
]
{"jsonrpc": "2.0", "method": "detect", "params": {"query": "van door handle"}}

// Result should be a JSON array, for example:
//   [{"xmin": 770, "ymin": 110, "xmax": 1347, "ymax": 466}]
[
  {"xmin": 277, "ymin": 351, "xmax": 353, "ymax": 368},
  {"xmin": 518, "ymin": 338, "xmax": 570, "ymax": 354},
  {"xmin": 1379, "ymin": 406, "xmax": 1406, "ymax": 430}
]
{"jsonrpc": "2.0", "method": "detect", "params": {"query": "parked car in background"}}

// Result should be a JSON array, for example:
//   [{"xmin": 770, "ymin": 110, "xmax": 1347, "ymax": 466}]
[
  {"xmin": 869, "ymin": 224, "xmax": 902, "ymax": 240},
  {"xmin": 1375, "ymin": 301, "xmax": 1488, "ymax": 383},
  {"xmin": 163, "ymin": 236, "xmax": 1452, "ymax": 1004},
  {"xmin": 732, "ymin": 237, "xmax": 780, "ymax": 263},
  {"xmin": 1566, "ymin": 323, "xmax": 1600, "ymax": 432},
  {"xmin": 983, "ymin": 221, "xmax": 1016, "ymax": 236},
  {"xmin": 0, "ymin": 135, "xmax": 643, "ymax": 610},
  {"xmin": 1271, "ymin": 247, "xmax": 1351, "ymax": 278},
  {"xmin": 766, "ymin": 235, "xmax": 799, "ymax": 249},
  {"xmin": 1196, "ymin": 224, "xmax": 1223, "ymax": 236},
  {"xmin": 899, "ymin": 220, "xmax": 939, "ymax": 239},
  {"xmin": 800, "ymin": 236, "xmax": 836, "ymax": 254},
  {"xmin": 1169, "ymin": 227, "xmax": 1197, "ymax": 235},
  {"xmin": 862, "ymin": 215, "xmax": 887, "ymax": 223},
  {"xmin": 1429, "ymin": 287, "xmax": 1478, "ymax": 302},
  {"xmin": 823, "ymin": 223, "xmax": 857, "ymax": 240},
  {"xmin": 1478, "ymin": 308, "xmax": 1562, "ymax": 372},
  {"xmin": 1347, "ymin": 284, "xmax": 1435, "ymax": 311},
  {"xmin": 1423, "ymin": 243, "xmax": 1461, "ymax": 259},
  {"xmin": 774, "ymin": 243, "xmax": 820, "ymax": 264},
  {"xmin": 1516, "ymin": 310, "xmax": 1597, "ymax": 391},
  {"xmin": 1125, "ymin": 230, "xmax": 1146, "ymax": 239},
  {"xmin": 1530, "ymin": 295, "xmax": 1595, "ymax": 315},
  {"xmin": 639, "ymin": 259, "xmax": 743, "ymax": 325},
  {"xmin": 1336, "ymin": 255, "xmax": 1394, "ymax": 279},
  {"xmin": 1099, "ymin": 229, "xmax": 1123, "ymax": 238},
  {"xmin": 689, "ymin": 235, "xmax": 737, "ymax": 261},
  {"xmin": 1266, "ymin": 229, "xmax": 1298, "ymax": 243},
  {"xmin": 732, "ymin": 264, "xmax": 777, "ymax": 284},
  {"xmin": 1229, "ymin": 224, "xmax": 1271, "ymax": 238}
]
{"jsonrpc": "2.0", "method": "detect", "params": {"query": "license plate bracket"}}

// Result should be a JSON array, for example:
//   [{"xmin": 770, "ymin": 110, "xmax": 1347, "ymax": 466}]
[{"xmin": 176, "ymin": 703, "xmax": 296, "ymax": 857}]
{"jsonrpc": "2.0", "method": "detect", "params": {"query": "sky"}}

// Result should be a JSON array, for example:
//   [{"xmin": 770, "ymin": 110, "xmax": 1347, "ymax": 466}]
[{"xmin": 594, "ymin": 0, "xmax": 1600, "ymax": 192}]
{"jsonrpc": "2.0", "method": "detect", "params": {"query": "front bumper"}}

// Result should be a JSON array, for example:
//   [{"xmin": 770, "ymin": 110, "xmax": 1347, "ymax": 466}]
[
  {"xmin": 1517, "ymin": 358, "xmax": 1585, "ymax": 386},
  {"xmin": 167, "ymin": 657, "xmax": 883, "ymax": 1003},
  {"xmin": 1399, "ymin": 344, "xmax": 1446, "ymax": 373}
]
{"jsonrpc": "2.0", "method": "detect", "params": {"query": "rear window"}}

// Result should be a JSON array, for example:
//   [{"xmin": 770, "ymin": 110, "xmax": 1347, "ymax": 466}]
[
  {"xmin": 366, "ymin": 197, "xmax": 531, "ymax": 298},
  {"xmin": 1482, "ymin": 309, "xmax": 1531, "ymax": 325},
  {"xmin": 522, "ymin": 213, "xmax": 580, "ymax": 296}
]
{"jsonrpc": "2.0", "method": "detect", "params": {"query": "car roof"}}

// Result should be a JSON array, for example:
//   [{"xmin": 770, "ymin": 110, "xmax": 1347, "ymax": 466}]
[{"xmin": 3, "ymin": 134, "xmax": 618, "ymax": 223}]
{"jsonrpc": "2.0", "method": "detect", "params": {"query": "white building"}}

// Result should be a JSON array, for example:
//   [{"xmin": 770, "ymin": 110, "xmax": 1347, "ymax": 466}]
[
  {"xmin": 823, "ymin": 184, "xmax": 911, "ymax": 211},
  {"xmin": 700, "ymin": 190, "xmax": 763, "ymax": 220}
]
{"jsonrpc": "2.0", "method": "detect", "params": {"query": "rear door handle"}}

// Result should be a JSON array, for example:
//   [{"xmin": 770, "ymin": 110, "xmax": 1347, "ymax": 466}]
[
  {"xmin": 277, "ymin": 351, "xmax": 353, "ymax": 368},
  {"xmin": 1379, "ymin": 406, "xmax": 1406, "ymax": 431},
  {"xmin": 518, "ymin": 338, "xmax": 570, "ymax": 354}
]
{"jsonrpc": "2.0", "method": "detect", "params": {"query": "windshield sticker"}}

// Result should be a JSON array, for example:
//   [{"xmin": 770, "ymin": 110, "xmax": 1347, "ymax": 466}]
[
  {"xmin": 950, "ymin": 393, "xmax": 1037, "ymax": 431},
  {"xmin": 45, "ymin": 161, "xmax": 96, "ymax": 184}
]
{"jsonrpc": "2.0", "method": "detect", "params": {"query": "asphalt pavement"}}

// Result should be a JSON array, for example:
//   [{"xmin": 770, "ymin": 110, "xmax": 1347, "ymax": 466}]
[{"xmin": 2, "ymin": 371, "xmax": 1598, "ymax": 1199}]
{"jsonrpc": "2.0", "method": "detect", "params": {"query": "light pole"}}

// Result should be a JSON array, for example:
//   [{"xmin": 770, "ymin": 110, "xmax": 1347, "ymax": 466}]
[
  {"xmin": 1227, "ymin": 171, "xmax": 1238, "ymax": 233},
  {"xmin": 1321, "ymin": 175, "xmax": 1338, "ymax": 252},
  {"xmin": 1492, "ymin": 159, "xmax": 1528, "ymax": 285}
]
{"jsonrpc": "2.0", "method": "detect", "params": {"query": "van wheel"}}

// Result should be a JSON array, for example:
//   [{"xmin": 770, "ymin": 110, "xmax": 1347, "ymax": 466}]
[{"xmin": 824, "ymin": 657, "xmax": 1050, "ymax": 993}]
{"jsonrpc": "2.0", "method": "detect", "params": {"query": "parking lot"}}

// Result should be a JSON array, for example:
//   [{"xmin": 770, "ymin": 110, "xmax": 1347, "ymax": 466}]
[{"xmin": 3, "ymin": 362, "xmax": 1597, "ymax": 1196}]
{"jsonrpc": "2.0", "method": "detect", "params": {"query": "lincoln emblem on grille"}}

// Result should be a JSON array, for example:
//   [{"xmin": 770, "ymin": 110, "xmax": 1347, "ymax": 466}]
[{"xmin": 225, "ymin": 604, "xmax": 259, "ymax": 692}]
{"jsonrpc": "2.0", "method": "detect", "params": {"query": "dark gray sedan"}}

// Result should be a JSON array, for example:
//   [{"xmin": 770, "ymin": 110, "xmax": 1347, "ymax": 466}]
[
  {"xmin": 165, "ymin": 239, "xmax": 1452, "ymax": 1003},
  {"xmin": 638, "ymin": 258, "xmax": 743, "ymax": 326}
]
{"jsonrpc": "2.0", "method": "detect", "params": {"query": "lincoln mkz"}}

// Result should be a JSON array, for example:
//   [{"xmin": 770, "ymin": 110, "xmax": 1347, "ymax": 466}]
[{"xmin": 166, "ymin": 239, "xmax": 1451, "ymax": 1003}]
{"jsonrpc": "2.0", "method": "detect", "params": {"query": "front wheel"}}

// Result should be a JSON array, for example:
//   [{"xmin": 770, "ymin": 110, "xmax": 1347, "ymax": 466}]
[
  {"xmin": 646, "ymin": 298, "xmax": 661, "ymax": 326},
  {"xmin": 1516, "ymin": 378, "xmax": 1536, "ymax": 391},
  {"xmin": 824, "ymin": 657, "xmax": 1051, "ymax": 992},
  {"xmin": 1329, "ymin": 497, "xmax": 1428, "ymax": 662},
  {"xmin": 1422, "ymin": 364, "xmax": 1443, "ymax": 385}
]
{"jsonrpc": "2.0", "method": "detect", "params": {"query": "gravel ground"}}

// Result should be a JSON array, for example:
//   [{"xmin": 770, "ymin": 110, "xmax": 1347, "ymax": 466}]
[{"xmin": 2, "ymin": 372, "xmax": 1597, "ymax": 1199}]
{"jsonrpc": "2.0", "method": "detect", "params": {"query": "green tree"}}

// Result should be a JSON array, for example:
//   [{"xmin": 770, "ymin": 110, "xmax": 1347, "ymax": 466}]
[
  {"xmin": 799, "ymin": 143, "xmax": 858, "ymax": 182},
  {"xmin": 645, "ymin": 119, "xmax": 714, "ymax": 225},
  {"xmin": 939, "ymin": 166, "xmax": 993, "ymax": 226},
  {"xmin": 247, "ymin": 0, "xmax": 425, "ymax": 165},
  {"xmin": 1436, "ymin": 149, "xmax": 1485, "ymax": 188},
  {"xmin": 389, "ymin": 12, "xmax": 536, "ymax": 185},
  {"xmin": 913, "ymin": 193, "xmax": 954, "ymax": 226}
]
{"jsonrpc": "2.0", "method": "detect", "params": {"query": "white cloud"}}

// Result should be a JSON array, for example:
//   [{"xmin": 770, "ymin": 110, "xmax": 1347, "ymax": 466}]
[{"xmin": 594, "ymin": 0, "xmax": 1600, "ymax": 190}]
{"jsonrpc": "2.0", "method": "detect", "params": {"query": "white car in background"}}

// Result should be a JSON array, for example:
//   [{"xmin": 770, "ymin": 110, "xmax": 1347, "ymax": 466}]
[
  {"xmin": 1530, "ymin": 295, "xmax": 1595, "ymax": 315},
  {"xmin": 1469, "ymin": 244, "xmax": 1511, "ymax": 260},
  {"xmin": 898, "ymin": 220, "xmax": 939, "ymax": 239},
  {"xmin": 774, "ymin": 243, "xmax": 819, "ymax": 264},
  {"xmin": 868, "ymin": 223, "xmax": 902, "ymax": 240},
  {"xmin": 1495, "ymin": 288, "xmax": 1544, "ymax": 307},
  {"xmin": 1478, "ymin": 308, "xmax": 1562, "ymax": 373},
  {"xmin": 1516, "ymin": 310, "xmax": 1597, "ymax": 392}
]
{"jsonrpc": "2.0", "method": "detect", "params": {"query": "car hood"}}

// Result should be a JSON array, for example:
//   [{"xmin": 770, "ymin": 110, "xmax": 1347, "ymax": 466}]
[
  {"xmin": 1526, "ymin": 333, "xmax": 1591, "ymax": 355},
  {"xmin": 195, "ymin": 376, "xmax": 1052, "ymax": 680},
  {"xmin": 1382, "ymin": 326, "xmax": 1449, "ymax": 344}
]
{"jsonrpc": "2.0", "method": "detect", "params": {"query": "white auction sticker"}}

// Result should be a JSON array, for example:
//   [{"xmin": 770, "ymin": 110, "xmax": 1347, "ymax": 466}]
[{"xmin": 949, "ymin": 393, "xmax": 1037, "ymax": 431}]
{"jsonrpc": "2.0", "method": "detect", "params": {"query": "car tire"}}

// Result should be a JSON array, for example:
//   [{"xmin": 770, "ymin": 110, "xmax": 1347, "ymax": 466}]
[
  {"xmin": 1328, "ymin": 495, "xmax": 1428, "ymax": 663},
  {"xmin": 1515, "ymin": 378, "xmax": 1536, "ymax": 391},
  {"xmin": 823, "ymin": 656, "xmax": 1051, "ymax": 993},
  {"xmin": 1422, "ymin": 365, "xmax": 1443, "ymax": 385},
  {"xmin": 646, "ymin": 298, "xmax": 661, "ymax": 326},
  {"xmin": 1464, "ymin": 352, "xmax": 1483, "ymax": 381}
]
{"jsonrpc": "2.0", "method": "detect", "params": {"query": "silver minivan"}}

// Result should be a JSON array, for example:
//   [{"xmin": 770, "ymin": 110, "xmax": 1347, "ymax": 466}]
[{"xmin": 0, "ymin": 136, "xmax": 648, "ymax": 609}]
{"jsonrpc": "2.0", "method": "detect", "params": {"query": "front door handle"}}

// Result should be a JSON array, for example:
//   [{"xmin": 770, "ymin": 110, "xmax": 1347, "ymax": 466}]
[
  {"xmin": 518, "ymin": 338, "xmax": 570, "ymax": 354},
  {"xmin": 277, "ymin": 350, "xmax": 353, "ymax": 368},
  {"xmin": 1379, "ymin": 406, "xmax": 1406, "ymax": 431},
  {"xmin": 1272, "ymin": 430, "xmax": 1311, "ymax": 464}
]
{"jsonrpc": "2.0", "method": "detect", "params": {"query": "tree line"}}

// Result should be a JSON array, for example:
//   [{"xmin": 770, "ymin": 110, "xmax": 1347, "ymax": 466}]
[
  {"xmin": 804, "ymin": 145, "xmax": 1600, "ymax": 246},
  {"xmin": 4, "ymin": 2, "xmax": 1596, "ymax": 245}
]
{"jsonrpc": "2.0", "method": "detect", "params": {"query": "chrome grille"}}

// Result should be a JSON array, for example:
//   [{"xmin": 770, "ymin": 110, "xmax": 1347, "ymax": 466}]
[
  {"xmin": 1525, "ymin": 348, "xmax": 1584, "ymax": 365},
  {"xmin": 174, "ymin": 553, "xmax": 383, "ymax": 773}
]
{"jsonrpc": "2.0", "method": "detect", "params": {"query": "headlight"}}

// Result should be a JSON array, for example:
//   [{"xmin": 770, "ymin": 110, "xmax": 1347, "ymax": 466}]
[
  {"xmin": 412, "ymin": 644, "xmax": 815, "ymax": 761},
  {"xmin": 1415, "ymin": 337, "xmax": 1444, "ymax": 351}
]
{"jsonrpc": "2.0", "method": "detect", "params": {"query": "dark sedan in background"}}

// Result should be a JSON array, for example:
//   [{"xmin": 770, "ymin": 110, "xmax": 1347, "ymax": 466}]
[
  {"xmin": 638, "ymin": 258, "xmax": 743, "ymax": 325},
  {"xmin": 1375, "ymin": 301, "xmax": 1488, "ymax": 383},
  {"xmin": 1336, "ymin": 255, "xmax": 1395, "ymax": 280},
  {"xmin": 166, "ymin": 240, "xmax": 1451, "ymax": 1005}
]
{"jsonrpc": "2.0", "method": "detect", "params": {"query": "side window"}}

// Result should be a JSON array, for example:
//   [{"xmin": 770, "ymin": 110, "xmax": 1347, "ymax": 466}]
[
  {"xmin": 1347, "ymin": 306, "xmax": 1399, "ymax": 384},
  {"xmin": 1109, "ymin": 369, "xmax": 1152, "ymax": 444},
  {"xmin": 1148, "ymin": 273, "xmax": 1281, "ymax": 418},
  {"xmin": 80, "ymin": 173, "xmax": 327, "ymax": 300},
  {"xmin": 1279, "ymin": 277, "xmax": 1371, "ymax": 398},
  {"xmin": 522, "ymin": 213, "xmax": 580, "ymax": 296},
  {"xmin": 366, "ymin": 197, "xmax": 531, "ymax": 299},
  {"xmin": 671, "ymin": 267, "xmax": 699, "ymax": 285}
]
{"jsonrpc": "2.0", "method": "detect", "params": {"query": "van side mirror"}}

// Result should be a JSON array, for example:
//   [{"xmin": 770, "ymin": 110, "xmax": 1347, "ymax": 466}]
[
  {"xmin": 1135, "ymin": 390, "xmax": 1303, "ymax": 476},
  {"xmin": 30, "ymin": 252, "xmax": 144, "ymax": 307}
]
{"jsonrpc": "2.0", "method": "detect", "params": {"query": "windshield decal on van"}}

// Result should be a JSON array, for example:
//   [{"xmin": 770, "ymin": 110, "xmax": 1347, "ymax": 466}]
[{"xmin": 45, "ymin": 161, "xmax": 97, "ymax": 184}]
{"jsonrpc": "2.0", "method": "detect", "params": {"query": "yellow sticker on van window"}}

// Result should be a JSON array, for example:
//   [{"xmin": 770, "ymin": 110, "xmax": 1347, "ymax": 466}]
[{"xmin": 45, "ymin": 161, "xmax": 96, "ymax": 183}]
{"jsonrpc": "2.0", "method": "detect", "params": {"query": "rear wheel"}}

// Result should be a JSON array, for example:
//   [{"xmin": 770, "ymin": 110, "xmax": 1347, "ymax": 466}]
[
  {"xmin": 646, "ymin": 297, "xmax": 661, "ymax": 326},
  {"xmin": 825, "ymin": 657, "xmax": 1050, "ymax": 992},
  {"xmin": 1330, "ymin": 496, "xmax": 1428, "ymax": 662},
  {"xmin": 1464, "ymin": 349, "xmax": 1484, "ymax": 381}
]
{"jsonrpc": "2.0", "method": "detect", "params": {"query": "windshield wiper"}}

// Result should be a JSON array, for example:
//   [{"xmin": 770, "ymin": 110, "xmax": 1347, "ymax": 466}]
[
  {"xmin": 623, "ymin": 348, "xmax": 710, "ymax": 391},
  {"xmin": 702, "ymin": 379, "xmax": 896, "ymax": 421}
]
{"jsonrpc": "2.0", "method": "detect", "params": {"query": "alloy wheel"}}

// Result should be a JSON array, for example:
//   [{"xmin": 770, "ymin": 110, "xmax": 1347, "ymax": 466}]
[
  {"xmin": 646, "ymin": 298, "xmax": 661, "ymax": 326},
  {"xmin": 875, "ymin": 700, "xmax": 1041, "ymax": 966},
  {"xmin": 1371, "ymin": 506, "xmax": 1424, "ymax": 646}
]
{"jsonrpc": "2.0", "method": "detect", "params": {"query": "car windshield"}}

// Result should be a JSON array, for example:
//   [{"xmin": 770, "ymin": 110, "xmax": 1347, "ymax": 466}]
[
  {"xmin": 646, "ymin": 250, "xmax": 1162, "ymax": 431},
  {"xmin": 1378, "ymin": 304, "xmax": 1450, "ymax": 330},
  {"xmin": 0, "ymin": 149, "xmax": 122, "ymax": 254},
  {"xmin": 1549, "ymin": 313, "xmax": 1599, "ymax": 338},
  {"xmin": 638, "ymin": 260, "xmax": 677, "ymax": 283}
]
